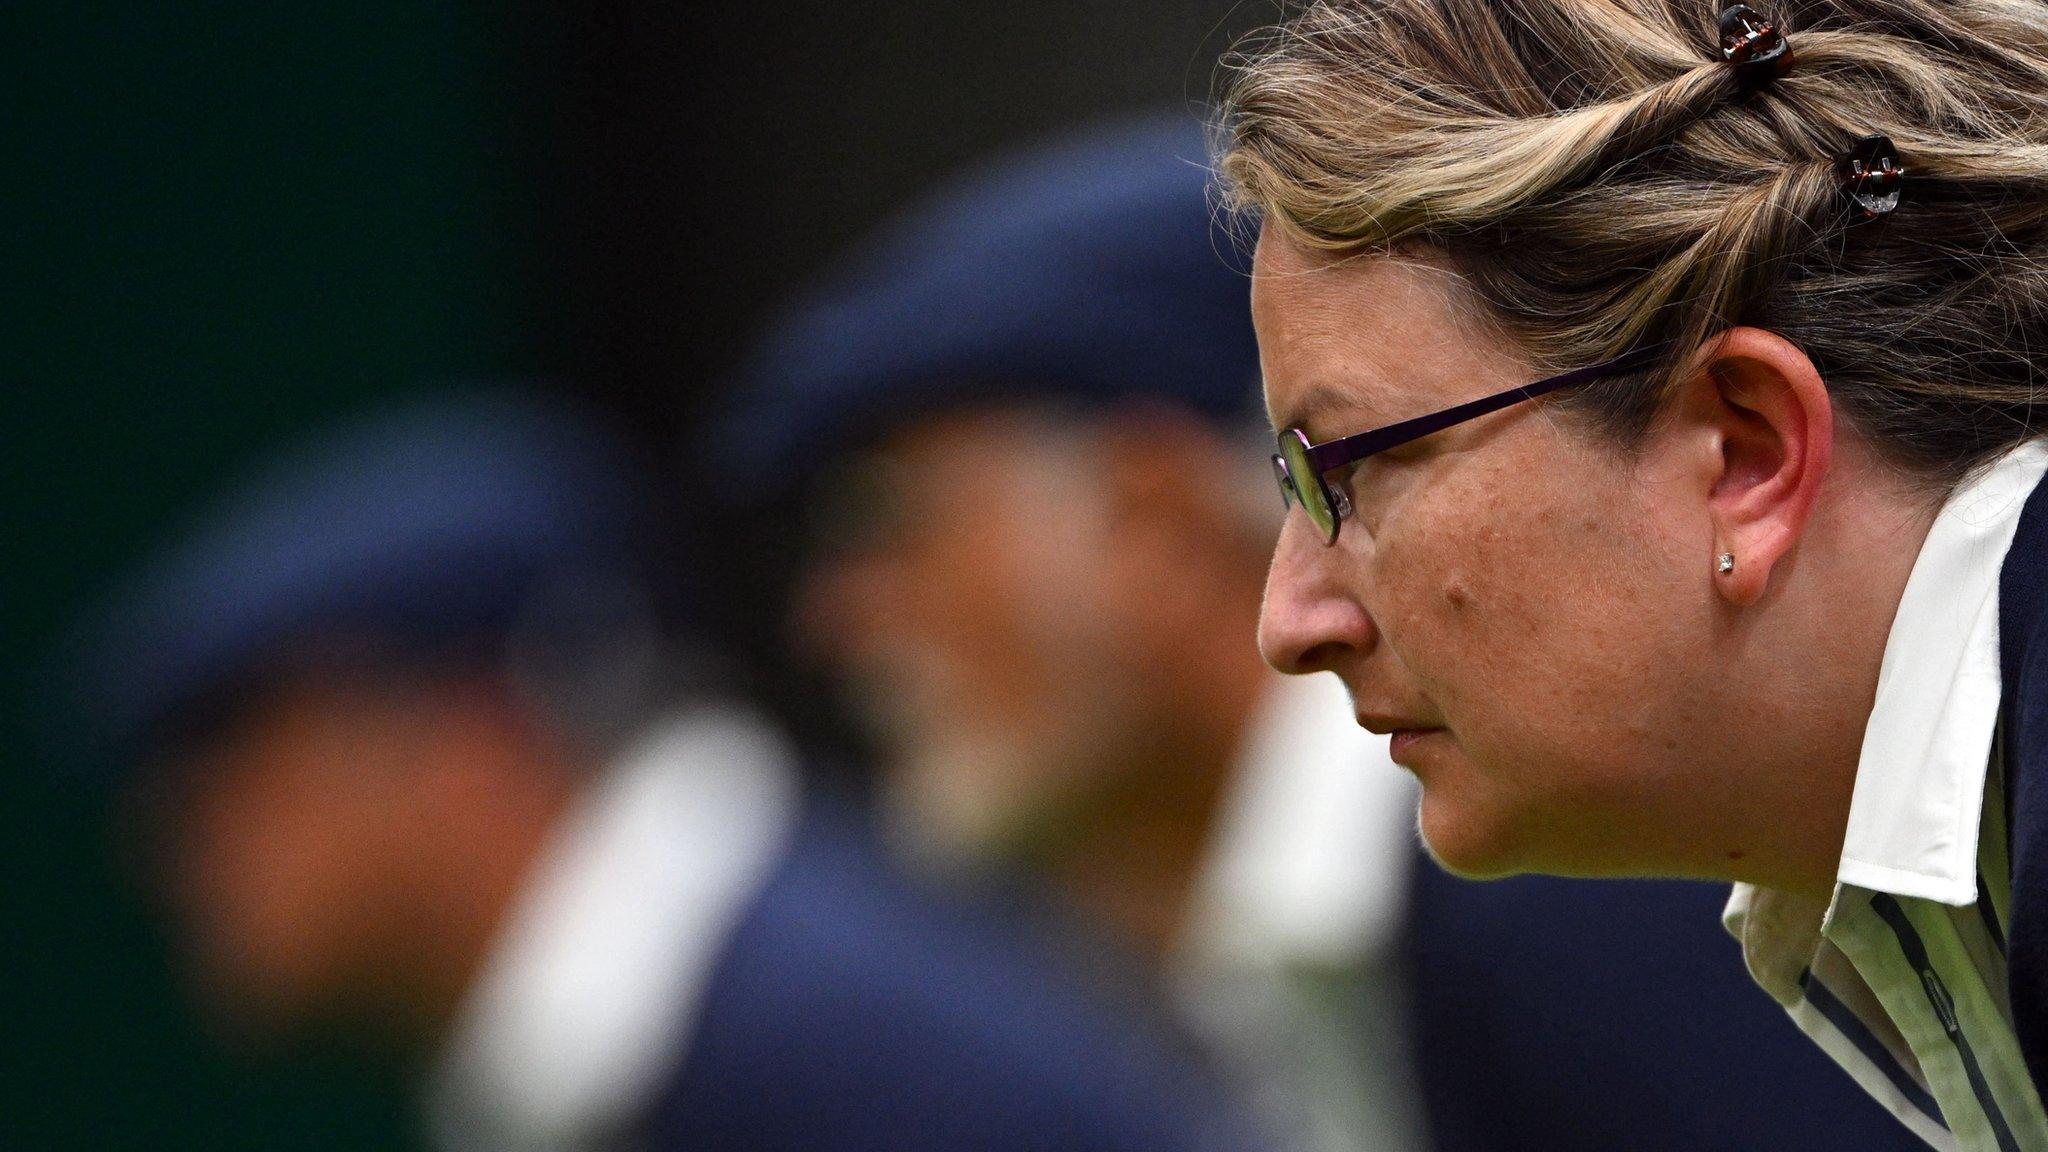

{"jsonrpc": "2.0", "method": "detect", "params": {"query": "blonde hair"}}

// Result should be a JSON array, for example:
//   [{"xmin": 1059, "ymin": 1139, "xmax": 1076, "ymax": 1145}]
[{"xmin": 1218, "ymin": 0, "xmax": 2048, "ymax": 486}]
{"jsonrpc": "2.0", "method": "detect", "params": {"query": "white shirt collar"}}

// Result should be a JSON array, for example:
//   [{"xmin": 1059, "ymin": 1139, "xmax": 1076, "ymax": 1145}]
[
  {"xmin": 1727, "ymin": 441, "xmax": 2048, "ymax": 1000},
  {"xmin": 1175, "ymin": 671, "xmax": 1418, "ymax": 970},
  {"xmin": 428, "ymin": 707, "xmax": 800, "ymax": 1152},
  {"xmin": 1837, "ymin": 440, "xmax": 2048, "ymax": 905}
]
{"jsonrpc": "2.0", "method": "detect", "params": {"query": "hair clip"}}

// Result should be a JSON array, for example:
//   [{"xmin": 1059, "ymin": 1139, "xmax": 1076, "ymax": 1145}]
[
  {"xmin": 1717, "ymin": 4, "xmax": 1793, "ymax": 86},
  {"xmin": 1838, "ymin": 134, "xmax": 1904, "ymax": 219}
]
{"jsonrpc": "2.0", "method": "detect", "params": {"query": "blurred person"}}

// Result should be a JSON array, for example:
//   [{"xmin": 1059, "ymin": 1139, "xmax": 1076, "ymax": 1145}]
[
  {"xmin": 710, "ymin": 114, "xmax": 1928, "ymax": 1152},
  {"xmin": 65, "ymin": 389, "xmax": 1266, "ymax": 1152},
  {"xmin": 711, "ymin": 115, "xmax": 1420, "ymax": 1152}
]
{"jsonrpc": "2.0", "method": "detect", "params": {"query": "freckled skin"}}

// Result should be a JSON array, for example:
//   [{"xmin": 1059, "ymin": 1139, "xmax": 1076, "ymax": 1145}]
[
  {"xmin": 1250, "ymin": 232, "xmax": 1929, "ymax": 891},
  {"xmin": 1255, "ymin": 241, "xmax": 1708, "ymax": 876}
]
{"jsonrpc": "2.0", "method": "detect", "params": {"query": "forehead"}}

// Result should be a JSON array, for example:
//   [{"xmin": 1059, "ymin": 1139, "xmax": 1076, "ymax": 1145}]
[
  {"xmin": 844, "ymin": 405, "xmax": 1096, "ymax": 508},
  {"xmin": 806, "ymin": 404, "xmax": 1094, "ymax": 548},
  {"xmin": 1251, "ymin": 231, "xmax": 1526, "ymax": 434},
  {"xmin": 868, "ymin": 404, "xmax": 1069, "ymax": 461}
]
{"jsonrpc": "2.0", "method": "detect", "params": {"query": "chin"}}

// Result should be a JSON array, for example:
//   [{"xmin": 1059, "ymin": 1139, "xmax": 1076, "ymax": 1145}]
[
  {"xmin": 1413, "ymin": 786, "xmax": 1537, "ymax": 880},
  {"xmin": 177, "ymin": 928, "xmax": 336, "ymax": 1046},
  {"xmin": 185, "ymin": 966, "xmax": 312, "ymax": 1048}
]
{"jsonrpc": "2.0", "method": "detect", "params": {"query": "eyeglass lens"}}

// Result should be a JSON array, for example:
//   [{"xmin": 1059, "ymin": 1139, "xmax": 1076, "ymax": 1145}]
[{"xmin": 1276, "ymin": 430, "xmax": 1337, "ymax": 543}]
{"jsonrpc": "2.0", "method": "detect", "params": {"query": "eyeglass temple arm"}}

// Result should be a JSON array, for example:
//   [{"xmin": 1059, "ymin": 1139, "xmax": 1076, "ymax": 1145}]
[{"xmin": 1303, "ymin": 344, "xmax": 1670, "ymax": 474}]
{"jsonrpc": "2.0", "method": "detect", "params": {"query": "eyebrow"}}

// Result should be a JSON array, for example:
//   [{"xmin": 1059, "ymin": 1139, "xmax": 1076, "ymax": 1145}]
[{"xmin": 1270, "ymin": 382, "xmax": 1384, "ymax": 442}]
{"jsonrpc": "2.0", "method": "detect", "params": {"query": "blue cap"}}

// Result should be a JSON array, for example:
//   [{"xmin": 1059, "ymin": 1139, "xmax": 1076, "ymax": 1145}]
[
  {"xmin": 705, "ymin": 113, "xmax": 1260, "ymax": 504},
  {"xmin": 62, "ymin": 389, "xmax": 655, "ymax": 763}
]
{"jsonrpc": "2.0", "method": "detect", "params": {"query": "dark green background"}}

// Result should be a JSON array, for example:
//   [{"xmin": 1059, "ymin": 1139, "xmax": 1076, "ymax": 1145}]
[{"xmin": 6, "ymin": 4, "xmax": 519, "ymax": 1147}]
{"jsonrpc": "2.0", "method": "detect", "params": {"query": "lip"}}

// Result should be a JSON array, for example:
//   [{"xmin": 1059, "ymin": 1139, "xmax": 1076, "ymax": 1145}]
[{"xmin": 1386, "ymin": 727, "xmax": 1445, "ymax": 763}]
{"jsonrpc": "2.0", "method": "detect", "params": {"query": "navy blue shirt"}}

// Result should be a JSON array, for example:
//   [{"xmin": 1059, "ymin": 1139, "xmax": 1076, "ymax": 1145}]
[
  {"xmin": 642, "ymin": 799, "xmax": 1267, "ymax": 1152},
  {"xmin": 1997, "ymin": 463, "xmax": 2048, "ymax": 1097},
  {"xmin": 1407, "ymin": 862, "xmax": 1928, "ymax": 1151}
]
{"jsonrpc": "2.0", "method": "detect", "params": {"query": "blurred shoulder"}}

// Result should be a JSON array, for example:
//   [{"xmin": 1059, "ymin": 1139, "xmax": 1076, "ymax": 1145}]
[{"xmin": 650, "ymin": 792, "xmax": 1264, "ymax": 1152}]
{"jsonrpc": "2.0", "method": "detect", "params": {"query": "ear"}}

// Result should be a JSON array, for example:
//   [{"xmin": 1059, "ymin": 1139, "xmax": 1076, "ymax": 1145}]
[{"xmin": 1685, "ymin": 327, "xmax": 1835, "ymax": 606}]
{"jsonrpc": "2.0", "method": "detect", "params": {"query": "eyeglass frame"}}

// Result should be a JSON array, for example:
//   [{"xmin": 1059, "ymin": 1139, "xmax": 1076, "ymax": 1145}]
[{"xmin": 1272, "ymin": 342, "xmax": 1672, "ymax": 544}]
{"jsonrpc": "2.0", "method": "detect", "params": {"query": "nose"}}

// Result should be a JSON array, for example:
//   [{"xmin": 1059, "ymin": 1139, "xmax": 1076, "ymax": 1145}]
[{"xmin": 1258, "ymin": 513, "xmax": 1379, "ymax": 675}]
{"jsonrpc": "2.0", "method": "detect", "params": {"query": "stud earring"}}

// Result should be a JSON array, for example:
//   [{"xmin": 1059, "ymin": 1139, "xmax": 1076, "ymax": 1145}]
[{"xmin": 1717, "ymin": 552, "xmax": 1736, "ymax": 574}]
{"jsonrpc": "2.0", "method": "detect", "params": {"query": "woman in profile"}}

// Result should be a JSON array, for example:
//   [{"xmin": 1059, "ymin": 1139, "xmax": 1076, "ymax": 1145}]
[{"xmin": 1224, "ymin": 0, "xmax": 2048, "ymax": 1146}]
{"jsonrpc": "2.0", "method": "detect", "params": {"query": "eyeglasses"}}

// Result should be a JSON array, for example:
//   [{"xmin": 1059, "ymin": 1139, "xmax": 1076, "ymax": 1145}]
[{"xmin": 1272, "ymin": 343, "xmax": 1670, "ymax": 544}]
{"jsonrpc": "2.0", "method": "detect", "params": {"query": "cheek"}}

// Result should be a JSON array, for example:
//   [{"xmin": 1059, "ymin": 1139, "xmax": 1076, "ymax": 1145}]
[
  {"xmin": 1381, "ymin": 447, "xmax": 1659, "ymax": 706},
  {"xmin": 171, "ymin": 774, "xmax": 379, "ymax": 1004},
  {"xmin": 1372, "ymin": 449, "xmax": 1682, "ymax": 863},
  {"xmin": 1362, "ymin": 471, "xmax": 1537, "ymax": 698}
]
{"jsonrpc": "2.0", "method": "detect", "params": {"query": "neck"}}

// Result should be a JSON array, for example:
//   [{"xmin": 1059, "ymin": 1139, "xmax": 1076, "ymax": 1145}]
[
  {"xmin": 1041, "ymin": 750, "xmax": 1237, "ymax": 965},
  {"xmin": 1038, "ymin": 656, "xmax": 1272, "ymax": 966},
  {"xmin": 1041, "ymin": 759, "xmax": 1238, "ymax": 966},
  {"xmin": 392, "ymin": 773, "xmax": 576, "ymax": 1048},
  {"xmin": 1697, "ymin": 470, "xmax": 1941, "ymax": 899}
]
